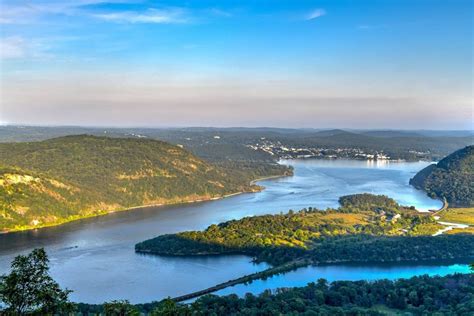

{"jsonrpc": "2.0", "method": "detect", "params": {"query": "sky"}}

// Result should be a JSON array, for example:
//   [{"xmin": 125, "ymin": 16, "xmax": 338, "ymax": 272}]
[{"xmin": 0, "ymin": 0, "xmax": 472, "ymax": 129}]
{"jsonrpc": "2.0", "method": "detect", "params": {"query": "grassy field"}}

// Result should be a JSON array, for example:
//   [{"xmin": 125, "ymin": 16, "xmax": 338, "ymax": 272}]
[
  {"xmin": 438, "ymin": 208, "xmax": 474, "ymax": 225},
  {"xmin": 446, "ymin": 227, "xmax": 474, "ymax": 235}
]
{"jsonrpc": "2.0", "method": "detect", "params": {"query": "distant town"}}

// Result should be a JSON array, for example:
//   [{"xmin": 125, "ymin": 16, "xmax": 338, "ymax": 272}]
[{"xmin": 247, "ymin": 138, "xmax": 430, "ymax": 161}]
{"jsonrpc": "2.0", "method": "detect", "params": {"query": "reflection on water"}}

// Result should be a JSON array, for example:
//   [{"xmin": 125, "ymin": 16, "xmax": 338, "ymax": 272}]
[
  {"xmin": 0, "ymin": 159, "xmax": 445, "ymax": 303},
  {"xmin": 215, "ymin": 261, "xmax": 472, "ymax": 298}
]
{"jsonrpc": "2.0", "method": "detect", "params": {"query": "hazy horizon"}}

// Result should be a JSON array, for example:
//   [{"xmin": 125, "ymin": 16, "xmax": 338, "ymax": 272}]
[
  {"xmin": 2, "ymin": 123, "xmax": 473, "ymax": 133},
  {"xmin": 1, "ymin": 0, "xmax": 472, "ymax": 129}
]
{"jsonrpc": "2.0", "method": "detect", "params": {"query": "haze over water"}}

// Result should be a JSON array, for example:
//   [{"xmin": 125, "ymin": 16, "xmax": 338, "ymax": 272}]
[{"xmin": 0, "ymin": 159, "xmax": 447, "ymax": 303}]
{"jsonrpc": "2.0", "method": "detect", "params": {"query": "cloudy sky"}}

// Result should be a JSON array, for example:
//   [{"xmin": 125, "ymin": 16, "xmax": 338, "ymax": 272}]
[{"xmin": 0, "ymin": 0, "xmax": 472, "ymax": 129}]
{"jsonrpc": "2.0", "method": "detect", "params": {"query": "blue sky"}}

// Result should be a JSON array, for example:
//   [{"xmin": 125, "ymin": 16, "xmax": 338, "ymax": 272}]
[{"xmin": 0, "ymin": 0, "xmax": 472, "ymax": 128}]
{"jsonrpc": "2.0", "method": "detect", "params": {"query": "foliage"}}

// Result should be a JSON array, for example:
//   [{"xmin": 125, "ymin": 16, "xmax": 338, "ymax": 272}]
[
  {"xmin": 185, "ymin": 273, "xmax": 474, "ymax": 315},
  {"xmin": 307, "ymin": 234, "xmax": 474, "ymax": 264},
  {"xmin": 338, "ymin": 193, "xmax": 400, "ymax": 211},
  {"xmin": 103, "ymin": 300, "xmax": 140, "ymax": 316},
  {"xmin": 134, "ymin": 194, "xmax": 469, "ymax": 266},
  {"xmin": 78, "ymin": 273, "xmax": 474, "ymax": 315},
  {"xmin": 150, "ymin": 299, "xmax": 191, "ymax": 316},
  {"xmin": 410, "ymin": 146, "xmax": 474, "ymax": 207},
  {"xmin": 0, "ymin": 135, "xmax": 290, "ymax": 232},
  {"xmin": 0, "ymin": 248, "xmax": 73, "ymax": 315},
  {"xmin": 438, "ymin": 208, "xmax": 474, "ymax": 225}
]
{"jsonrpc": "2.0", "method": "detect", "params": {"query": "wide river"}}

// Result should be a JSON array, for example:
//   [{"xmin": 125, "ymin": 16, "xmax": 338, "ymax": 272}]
[{"xmin": 1, "ymin": 159, "xmax": 468, "ymax": 304}]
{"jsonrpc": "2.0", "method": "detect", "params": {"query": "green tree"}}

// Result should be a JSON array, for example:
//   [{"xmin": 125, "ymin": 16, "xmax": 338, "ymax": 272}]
[
  {"xmin": 151, "ymin": 298, "xmax": 190, "ymax": 316},
  {"xmin": 0, "ymin": 248, "xmax": 73, "ymax": 315},
  {"xmin": 103, "ymin": 300, "xmax": 139, "ymax": 316}
]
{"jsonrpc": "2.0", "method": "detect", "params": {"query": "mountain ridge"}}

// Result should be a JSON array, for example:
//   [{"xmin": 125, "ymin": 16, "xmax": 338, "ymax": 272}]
[{"xmin": 0, "ymin": 135, "xmax": 270, "ymax": 232}]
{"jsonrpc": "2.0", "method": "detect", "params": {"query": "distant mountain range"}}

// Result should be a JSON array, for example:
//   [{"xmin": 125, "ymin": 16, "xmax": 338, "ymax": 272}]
[
  {"xmin": 410, "ymin": 146, "xmax": 473, "ymax": 207},
  {"xmin": 1, "ymin": 126, "xmax": 472, "ymax": 162},
  {"xmin": 1, "ymin": 126, "xmax": 473, "ymax": 142}
]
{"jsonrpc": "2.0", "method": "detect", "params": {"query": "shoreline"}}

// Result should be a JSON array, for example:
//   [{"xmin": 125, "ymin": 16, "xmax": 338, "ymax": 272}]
[
  {"xmin": 1, "ymin": 193, "xmax": 246, "ymax": 235},
  {"xmin": 1, "ymin": 173, "xmax": 291, "ymax": 235},
  {"xmin": 171, "ymin": 255, "xmax": 474, "ymax": 303},
  {"xmin": 279, "ymin": 157, "xmax": 435, "ymax": 163},
  {"xmin": 432, "ymin": 197, "xmax": 448, "ymax": 213}
]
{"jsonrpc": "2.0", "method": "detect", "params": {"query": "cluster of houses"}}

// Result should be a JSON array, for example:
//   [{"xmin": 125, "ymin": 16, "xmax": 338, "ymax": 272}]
[{"xmin": 247, "ymin": 139, "xmax": 393, "ymax": 161}]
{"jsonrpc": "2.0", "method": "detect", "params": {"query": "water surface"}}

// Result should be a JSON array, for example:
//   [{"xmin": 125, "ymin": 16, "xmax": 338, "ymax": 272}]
[
  {"xmin": 0, "ymin": 159, "xmax": 446, "ymax": 303},
  {"xmin": 215, "ymin": 261, "xmax": 471, "ymax": 297}
]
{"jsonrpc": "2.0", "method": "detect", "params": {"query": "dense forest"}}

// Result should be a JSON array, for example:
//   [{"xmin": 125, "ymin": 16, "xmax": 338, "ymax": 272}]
[
  {"xmin": 410, "ymin": 146, "xmax": 473, "ymax": 207},
  {"xmin": 0, "ymin": 135, "xmax": 290, "ymax": 232},
  {"xmin": 136, "ymin": 194, "xmax": 474, "ymax": 266},
  {"xmin": 177, "ymin": 273, "xmax": 474, "ymax": 315}
]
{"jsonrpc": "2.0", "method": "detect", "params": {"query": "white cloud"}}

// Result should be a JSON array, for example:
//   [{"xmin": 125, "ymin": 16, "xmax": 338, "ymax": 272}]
[
  {"xmin": 306, "ymin": 9, "xmax": 326, "ymax": 21},
  {"xmin": 0, "ymin": 37, "xmax": 27, "ymax": 59},
  {"xmin": 0, "ymin": 1, "xmax": 136, "ymax": 24},
  {"xmin": 92, "ymin": 8, "xmax": 188, "ymax": 24},
  {"xmin": 0, "ymin": 36, "xmax": 55, "ymax": 60}
]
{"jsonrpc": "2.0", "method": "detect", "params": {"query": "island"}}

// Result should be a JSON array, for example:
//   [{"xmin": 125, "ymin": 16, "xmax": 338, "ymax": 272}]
[{"xmin": 136, "ymin": 194, "xmax": 474, "ymax": 300}]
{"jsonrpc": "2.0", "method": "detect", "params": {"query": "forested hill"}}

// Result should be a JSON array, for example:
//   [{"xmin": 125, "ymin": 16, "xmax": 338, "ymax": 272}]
[
  {"xmin": 0, "ymin": 135, "xmax": 274, "ymax": 232},
  {"xmin": 410, "ymin": 146, "xmax": 473, "ymax": 207}
]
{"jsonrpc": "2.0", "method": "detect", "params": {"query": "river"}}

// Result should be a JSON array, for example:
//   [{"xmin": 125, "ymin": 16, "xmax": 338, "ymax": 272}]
[
  {"xmin": 214, "ymin": 261, "xmax": 472, "ymax": 298},
  {"xmin": 1, "ymin": 159, "xmax": 465, "ymax": 304}
]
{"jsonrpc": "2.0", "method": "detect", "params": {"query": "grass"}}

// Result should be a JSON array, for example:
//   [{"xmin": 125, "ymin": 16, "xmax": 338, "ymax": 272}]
[
  {"xmin": 446, "ymin": 227, "xmax": 474, "ymax": 235},
  {"xmin": 319, "ymin": 212, "xmax": 368, "ymax": 225},
  {"xmin": 438, "ymin": 208, "xmax": 474, "ymax": 225},
  {"xmin": 410, "ymin": 223, "xmax": 444, "ymax": 235}
]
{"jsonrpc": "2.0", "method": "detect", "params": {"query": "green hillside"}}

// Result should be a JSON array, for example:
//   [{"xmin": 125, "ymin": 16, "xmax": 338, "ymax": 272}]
[
  {"xmin": 410, "ymin": 146, "xmax": 473, "ymax": 207},
  {"xmin": 0, "ymin": 135, "xmax": 278, "ymax": 232}
]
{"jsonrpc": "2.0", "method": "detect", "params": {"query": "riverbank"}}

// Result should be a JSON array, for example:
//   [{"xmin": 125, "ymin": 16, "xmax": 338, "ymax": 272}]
[
  {"xmin": 2, "ymin": 194, "xmax": 243, "ymax": 234},
  {"xmin": 1, "ymin": 172, "xmax": 291, "ymax": 234},
  {"xmin": 172, "ymin": 254, "xmax": 474, "ymax": 303},
  {"xmin": 430, "ymin": 197, "xmax": 448, "ymax": 213}
]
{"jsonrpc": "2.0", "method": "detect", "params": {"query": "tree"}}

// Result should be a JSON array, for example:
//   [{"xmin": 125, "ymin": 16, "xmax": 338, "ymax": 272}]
[
  {"xmin": 151, "ymin": 298, "xmax": 190, "ymax": 316},
  {"xmin": 103, "ymin": 300, "xmax": 139, "ymax": 316},
  {"xmin": 0, "ymin": 248, "xmax": 73, "ymax": 315}
]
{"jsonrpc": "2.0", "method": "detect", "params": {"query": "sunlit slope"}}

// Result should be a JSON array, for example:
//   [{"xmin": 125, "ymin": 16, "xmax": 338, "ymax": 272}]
[{"xmin": 0, "ymin": 135, "xmax": 259, "ymax": 232}]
